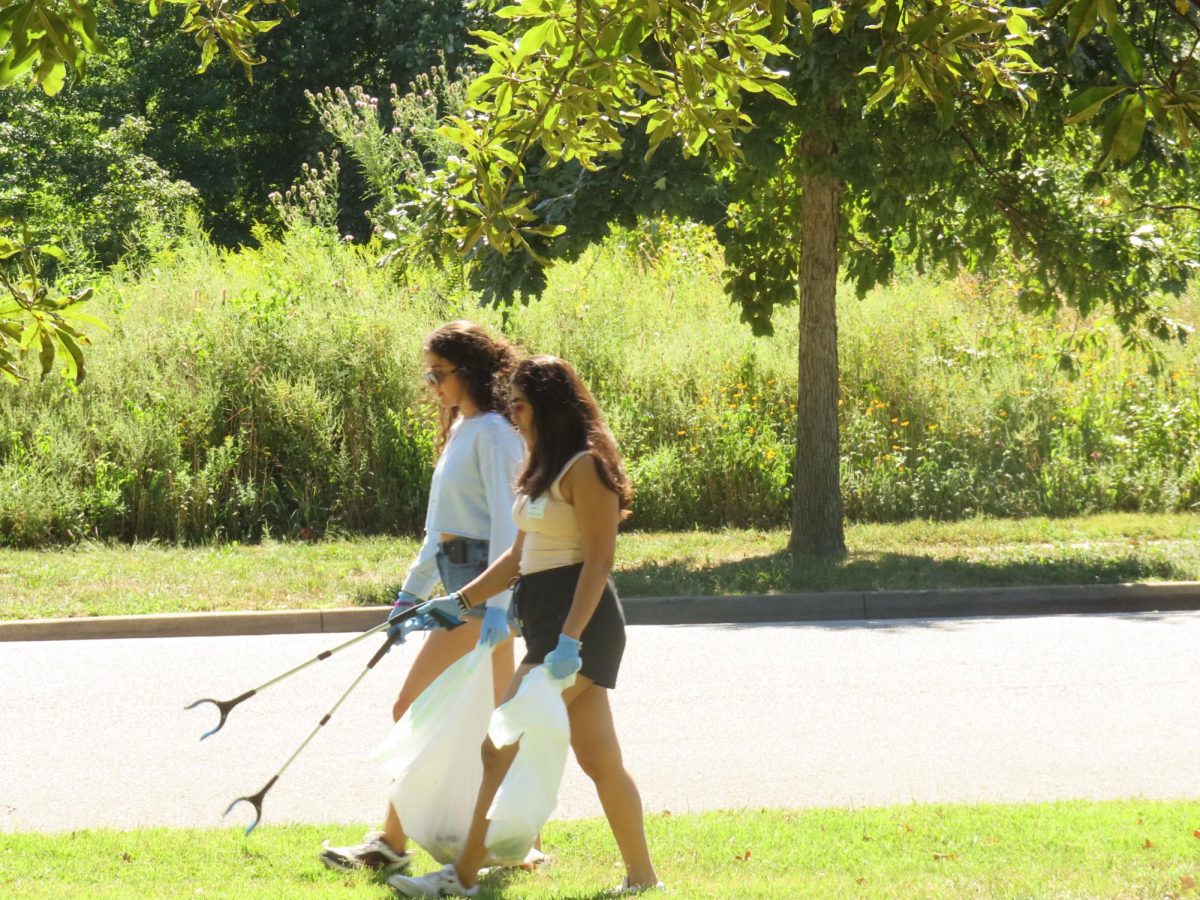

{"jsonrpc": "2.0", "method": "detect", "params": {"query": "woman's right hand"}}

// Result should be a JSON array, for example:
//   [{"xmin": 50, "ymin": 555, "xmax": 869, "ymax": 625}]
[{"xmin": 415, "ymin": 594, "xmax": 466, "ymax": 630}]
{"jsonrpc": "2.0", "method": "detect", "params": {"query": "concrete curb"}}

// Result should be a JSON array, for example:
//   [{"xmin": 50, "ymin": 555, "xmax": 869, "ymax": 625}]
[{"xmin": 3, "ymin": 581, "xmax": 1200, "ymax": 642}]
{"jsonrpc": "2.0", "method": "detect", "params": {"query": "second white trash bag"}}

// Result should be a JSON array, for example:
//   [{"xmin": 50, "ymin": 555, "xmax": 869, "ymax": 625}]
[
  {"xmin": 370, "ymin": 643, "xmax": 494, "ymax": 864},
  {"xmin": 484, "ymin": 665, "xmax": 574, "ymax": 864}
]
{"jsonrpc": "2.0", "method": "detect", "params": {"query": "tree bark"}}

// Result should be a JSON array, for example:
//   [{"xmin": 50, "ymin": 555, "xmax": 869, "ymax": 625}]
[{"xmin": 789, "ymin": 129, "xmax": 847, "ymax": 559}]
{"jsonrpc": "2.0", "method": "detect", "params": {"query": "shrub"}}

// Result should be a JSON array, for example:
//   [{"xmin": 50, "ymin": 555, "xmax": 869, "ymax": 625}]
[{"xmin": 0, "ymin": 218, "xmax": 1196, "ymax": 546}]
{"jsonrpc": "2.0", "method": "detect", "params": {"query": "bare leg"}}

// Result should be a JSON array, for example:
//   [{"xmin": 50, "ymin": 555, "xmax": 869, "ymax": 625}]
[
  {"xmin": 569, "ymin": 686, "xmax": 658, "ymax": 887},
  {"xmin": 452, "ymin": 665, "xmax": 594, "ymax": 888},
  {"xmin": 381, "ymin": 622, "xmax": 515, "ymax": 852}
]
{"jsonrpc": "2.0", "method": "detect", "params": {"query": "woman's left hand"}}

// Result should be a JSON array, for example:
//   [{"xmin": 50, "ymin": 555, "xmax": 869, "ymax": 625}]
[
  {"xmin": 545, "ymin": 633, "xmax": 582, "ymax": 680},
  {"xmin": 478, "ymin": 605, "xmax": 511, "ymax": 648}
]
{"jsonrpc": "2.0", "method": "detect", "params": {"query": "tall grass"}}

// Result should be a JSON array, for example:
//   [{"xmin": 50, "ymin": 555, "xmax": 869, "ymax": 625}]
[{"xmin": 0, "ymin": 217, "xmax": 1197, "ymax": 546}]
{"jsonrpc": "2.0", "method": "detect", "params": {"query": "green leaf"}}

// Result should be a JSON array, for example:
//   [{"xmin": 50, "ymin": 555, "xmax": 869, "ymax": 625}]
[
  {"xmin": 864, "ymin": 76, "xmax": 896, "ymax": 110},
  {"xmin": 56, "ymin": 328, "xmax": 85, "ymax": 385},
  {"xmin": 198, "ymin": 34, "xmax": 217, "ymax": 73},
  {"xmin": 798, "ymin": 0, "xmax": 814, "ymax": 40},
  {"xmin": 1110, "ymin": 93, "xmax": 1146, "ymax": 162},
  {"xmin": 58, "ymin": 308, "xmax": 107, "ymax": 330},
  {"xmin": 37, "ymin": 58, "xmax": 67, "ymax": 95},
  {"xmin": 20, "ymin": 319, "xmax": 39, "ymax": 350},
  {"xmin": 515, "ymin": 19, "xmax": 557, "ymax": 62},
  {"xmin": 938, "ymin": 18, "xmax": 995, "ymax": 49},
  {"xmin": 1106, "ymin": 22, "xmax": 1142, "ymax": 82},
  {"xmin": 1066, "ymin": 0, "xmax": 1099, "ymax": 52},
  {"xmin": 1064, "ymin": 84, "xmax": 1124, "ymax": 124},
  {"xmin": 909, "ymin": 8, "xmax": 949, "ymax": 46},
  {"xmin": 37, "ymin": 330, "xmax": 55, "ymax": 378},
  {"xmin": 495, "ymin": 80, "xmax": 513, "ymax": 117},
  {"xmin": 1098, "ymin": 93, "xmax": 1146, "ymax": 167},
  {"xmin": 761, "ymin": 80, "xmax": 796, "ymax": 105},
  {"xmin": 615, "ymin": 16, "xmax": 649, "ymax": 54},
  {"xmin": 466, "ymin": 72, "xmax": 503, "ymax": 101},
  {"xmin": 67, "ymin": 2, "xmax": 104, "ymax": 53}
]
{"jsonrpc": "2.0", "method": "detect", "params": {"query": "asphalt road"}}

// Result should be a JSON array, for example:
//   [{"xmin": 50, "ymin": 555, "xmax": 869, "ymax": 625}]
[{"xmin": 3, "ymin": 612, "xmax": 1199, "ymax": 834}]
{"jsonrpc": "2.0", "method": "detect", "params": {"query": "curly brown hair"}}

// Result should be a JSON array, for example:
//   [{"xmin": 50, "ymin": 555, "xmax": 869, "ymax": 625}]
[
  {"xmin": 512, "ymin": 355, "xmax": 632, "ymax": 516},
  {"xmin": 424, "ymin": 321, "xmax": 519, "ymax": 450}
]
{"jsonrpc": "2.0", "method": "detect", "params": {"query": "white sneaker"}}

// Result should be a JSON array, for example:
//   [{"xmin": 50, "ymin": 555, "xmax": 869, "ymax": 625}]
[
  {"xmin": 388, "ymin": 863, "xmax": 480, "ymax": 897},
  {"xmin": 319, "ymin": 830, "xmax": 411, "ymax": 872},
  {"xmin": 612, "ymin": 876, "xmax": 666, "ymax": 894}
]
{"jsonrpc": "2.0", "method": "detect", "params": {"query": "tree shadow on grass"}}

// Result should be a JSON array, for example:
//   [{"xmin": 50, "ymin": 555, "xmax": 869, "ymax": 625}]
[{"xmin": 613, "ymin": 550, "xmax": 1195, "ymax": 599}]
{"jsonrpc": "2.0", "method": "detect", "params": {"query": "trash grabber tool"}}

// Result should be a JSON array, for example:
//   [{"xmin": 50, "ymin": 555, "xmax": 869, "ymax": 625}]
[
  {"xmin": 221, "ymin": 605, "xmax": 464, "ymax": 835},
  {"xmin": 186, "ymin": 605, "xmax": 423, "ymax": 740}
]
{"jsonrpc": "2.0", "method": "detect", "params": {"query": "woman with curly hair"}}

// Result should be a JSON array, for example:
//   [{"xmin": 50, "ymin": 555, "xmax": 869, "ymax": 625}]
[{"xmin": 320, "ymin": 321, "xmax": 527, "ymax": 874}]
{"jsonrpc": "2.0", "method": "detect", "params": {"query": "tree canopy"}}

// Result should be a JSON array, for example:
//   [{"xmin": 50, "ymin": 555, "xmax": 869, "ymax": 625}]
[
  {"xmin": 0, "ymin": 0, "xmax": 294, "ymax": 94},
  {"xmin": 1, "ymin": 0, "xmax": 483, "ymax": 384},
  {"xmin": 397, "ymin": 0, "xmax": 1200, "ymax": 555}
]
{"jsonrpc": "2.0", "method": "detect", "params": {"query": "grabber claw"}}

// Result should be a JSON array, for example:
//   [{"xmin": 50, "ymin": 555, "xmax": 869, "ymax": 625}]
[
  {"xmin": 223, "ymin": 776, "xmax": 277, "ymax": 836},
  {"xmin": 185, "ymin": 619, "xmax": 394, "ymax": 740},
  {"xmin": 217, "ymin": 629, "xmax": 398, "ymax": 833},
  {"xmin": 185, "ymin": 691, "xmax": 256, "ymax": 740}
]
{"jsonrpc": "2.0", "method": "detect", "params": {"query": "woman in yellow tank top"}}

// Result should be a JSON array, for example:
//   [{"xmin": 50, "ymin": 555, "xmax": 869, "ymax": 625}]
[{"xmin": 389, "ymin": 355, "xmax": 663, "ymax": 897}]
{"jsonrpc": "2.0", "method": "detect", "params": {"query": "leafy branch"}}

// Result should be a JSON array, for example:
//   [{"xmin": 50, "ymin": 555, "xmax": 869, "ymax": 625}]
[
  {"xmin": 0, "ymin": 0, "xmax": 297, "ymax": 95},
  {"xmin": 0, "ymin": 219, "xmax": 103, "ymax": 385}
]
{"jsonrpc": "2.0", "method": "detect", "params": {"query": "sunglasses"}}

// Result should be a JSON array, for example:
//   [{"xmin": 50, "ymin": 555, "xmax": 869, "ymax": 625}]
[{"xmin": 422, "ymin": 367, "xmax": 461, "ymax": 386}]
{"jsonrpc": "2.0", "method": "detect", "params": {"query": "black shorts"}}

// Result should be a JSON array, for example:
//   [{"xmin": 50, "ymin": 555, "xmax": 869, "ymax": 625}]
[{"xmin": 512, "ymin": 563, "xmax": 626, "ymax": 689}]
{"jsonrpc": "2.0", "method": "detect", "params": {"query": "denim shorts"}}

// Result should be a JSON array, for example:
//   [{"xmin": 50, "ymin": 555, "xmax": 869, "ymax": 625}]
[{"xmin": 435, "ymin": 538, "xmax": 489, "ymax": 593}]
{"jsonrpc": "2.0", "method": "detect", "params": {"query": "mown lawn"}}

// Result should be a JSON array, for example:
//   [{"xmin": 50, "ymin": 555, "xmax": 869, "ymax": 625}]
[
  {"xmin": 3, "ymin": 801, "xmax": 1200, "ymax": 898},
  {"xmin": 1, "ymin": 512, "xmax": 1197, "ymax": 620}
]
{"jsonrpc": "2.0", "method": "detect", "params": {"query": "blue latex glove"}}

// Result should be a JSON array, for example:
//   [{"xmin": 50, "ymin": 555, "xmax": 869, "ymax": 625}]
[
  {"xmin": 386, "ymin": 593, "xmax": 422, "ymax": 644},
  {"xmin": 544, "ymin": 633, "xmax": 582, "ymax": 680},
  {"xmin": 385, "ymin": 613, "xmax": 427, "ymax": 647},
  {"xmin": 394, "ymin": 589, "xmax": 421, "ymax": 608},
  {"xmin": 477, "ymin": 605, "xmax": 511, "ymax": 648},
  {"xmin": 416, "ymin": 594, "xmax": 465, "ymax": 630}
]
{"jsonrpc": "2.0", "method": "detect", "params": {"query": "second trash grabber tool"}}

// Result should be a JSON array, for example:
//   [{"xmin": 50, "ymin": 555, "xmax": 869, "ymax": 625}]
[
  {"xmin": 217, "ymin": 603, "xmax": 466, "ymax": 835},
  {"xmin": 222, "ymin": 631, "xmax": 394, "ymax": 835}
]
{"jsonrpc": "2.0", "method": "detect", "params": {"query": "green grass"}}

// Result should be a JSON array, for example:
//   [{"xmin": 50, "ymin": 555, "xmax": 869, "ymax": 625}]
[
  {"xmin": 1, "ymin": 512, "xmax": 1197, "ymax": 620},
  {"xmin": 3, "ymin": 801, "xmax": 1200, "ymax": 897}
]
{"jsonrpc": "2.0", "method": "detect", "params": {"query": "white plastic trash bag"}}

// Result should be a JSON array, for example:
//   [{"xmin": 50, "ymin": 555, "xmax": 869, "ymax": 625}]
[
  {"xmin": 371, "ymin": 643, "xmax": 494, "ymax": 864},
  {"xmin": 484, "ymin": 665, "xmax": 573, "ymax": 864}
]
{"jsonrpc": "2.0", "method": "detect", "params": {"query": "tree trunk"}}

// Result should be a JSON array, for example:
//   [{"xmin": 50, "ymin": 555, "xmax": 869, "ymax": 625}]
[{"xmin": 789, "ymin": 130, "xmax": 847, "ymax": 559}]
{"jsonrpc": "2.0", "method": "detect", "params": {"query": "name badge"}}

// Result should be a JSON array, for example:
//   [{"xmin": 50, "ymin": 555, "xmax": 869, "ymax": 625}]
[{"xmin": 525, "ymin": 496, "xmax": 548, "ymax": 520}]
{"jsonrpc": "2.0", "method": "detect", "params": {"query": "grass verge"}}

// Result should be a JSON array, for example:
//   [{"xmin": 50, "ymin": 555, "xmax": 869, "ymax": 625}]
[
  {"xmin": 3, "ymin": 801, "xmax": 1200, "ymax": 898},
  {"xmin": 1, "ymin": 513, "xmax": 1197, "ymax": 621}
]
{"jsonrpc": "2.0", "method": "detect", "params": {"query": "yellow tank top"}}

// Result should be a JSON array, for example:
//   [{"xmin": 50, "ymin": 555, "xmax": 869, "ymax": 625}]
[{"xmin": 512, "ymin": 450, "xmax": 591, "ymax": 575}]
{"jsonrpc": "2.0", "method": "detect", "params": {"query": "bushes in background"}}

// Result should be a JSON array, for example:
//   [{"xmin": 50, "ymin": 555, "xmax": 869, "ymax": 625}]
[{"xmin": 0, "ymin": 219, "xmax": 1197, "ymax": 546}]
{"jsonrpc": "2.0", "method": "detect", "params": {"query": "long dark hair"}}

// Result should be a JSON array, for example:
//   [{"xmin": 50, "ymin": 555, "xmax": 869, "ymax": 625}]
[
  {"xmin": 512, "ymin": 355, "xmax": 632, "ymax": 515},
  {"xmin": 424, "ymin": 321, "xmax": 518, "ymax": 450}
]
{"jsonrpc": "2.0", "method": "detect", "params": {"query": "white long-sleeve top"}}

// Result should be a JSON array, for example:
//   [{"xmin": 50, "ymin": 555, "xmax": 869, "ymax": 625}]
[{"xmin": 401, "ymin": 411, "xmax": 525, "ymax": 610}]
